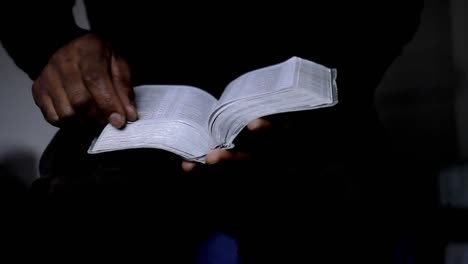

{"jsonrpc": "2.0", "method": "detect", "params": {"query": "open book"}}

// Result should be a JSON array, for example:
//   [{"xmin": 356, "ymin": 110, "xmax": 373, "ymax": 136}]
[{"xmin": 88, "ymin": 57, "xmax": 338, "ymax": 162}]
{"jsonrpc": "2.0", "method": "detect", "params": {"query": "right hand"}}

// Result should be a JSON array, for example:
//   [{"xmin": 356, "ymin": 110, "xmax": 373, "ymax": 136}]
[
  {"xmin": 181, "ymin": 118, "xmax": 273, "ymax": 172},
  {"xmin": 32, "ymin": 33, "xmax": 138, "ymax": 128}
]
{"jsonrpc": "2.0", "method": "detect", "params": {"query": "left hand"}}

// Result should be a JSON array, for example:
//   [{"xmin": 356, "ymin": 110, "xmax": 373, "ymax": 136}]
[{"xmin": 181, "ymin": 118, "xmax": 272, "ymax": 172}]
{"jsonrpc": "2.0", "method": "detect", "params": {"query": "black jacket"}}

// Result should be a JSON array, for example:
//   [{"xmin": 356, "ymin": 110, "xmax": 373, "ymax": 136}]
[{"xmin": 2, "ymin": 1, "xmax": 421, "ymax": 98}]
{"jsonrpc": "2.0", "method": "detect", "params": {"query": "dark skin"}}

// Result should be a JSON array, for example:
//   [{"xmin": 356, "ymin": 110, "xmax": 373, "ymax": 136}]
[
  {"xmin": 33, "ymin": 33, "xmax": 272, "ymax": 171},
  {"xmin": 32, "ymin": 33, "xmax": 137, "ymax": 128}
]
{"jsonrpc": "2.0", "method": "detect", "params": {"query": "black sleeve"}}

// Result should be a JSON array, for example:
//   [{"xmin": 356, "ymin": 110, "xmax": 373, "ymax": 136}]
[
  {"xmin": 318, "ymin": 2, "xmax": 424, "ymax": 106},
  {"xmin": 1, "ymin": 1, "xmax": 88, "ymax": 80},
  {"xmin": 268, "ymin": 1, "xmax": 425, "ymax": 161}
]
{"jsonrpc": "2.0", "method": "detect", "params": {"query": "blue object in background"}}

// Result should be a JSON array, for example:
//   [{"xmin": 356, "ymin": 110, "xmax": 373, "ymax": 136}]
[{"xmin": 195, "ymin": 232, "xmax": 240, "ymax": 264}]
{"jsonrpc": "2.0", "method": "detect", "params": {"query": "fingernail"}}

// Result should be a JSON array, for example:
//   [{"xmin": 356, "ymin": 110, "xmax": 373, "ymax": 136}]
[
  {"xmin": 126, "ymin": 105, "xmax": 138, "ymax": 122},
  {"xmin": 109, "ymin": 112, "xmax": 125, "ymax": 128}
]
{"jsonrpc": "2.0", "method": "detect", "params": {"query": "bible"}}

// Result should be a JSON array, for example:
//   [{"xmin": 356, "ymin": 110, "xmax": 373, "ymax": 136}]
[{"xmin": 88, "ymin": 56, "xmax": 338, "ymax": 162}]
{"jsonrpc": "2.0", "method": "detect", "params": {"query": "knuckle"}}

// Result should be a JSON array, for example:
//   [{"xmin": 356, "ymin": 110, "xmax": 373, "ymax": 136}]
[
  {"xmin": 32, "ymin": 74, "xmax": 48, "ymax": 92},
  {"xmin": 51, "ymin": 50, "xmax": 73, "ymax": 64},
  {"xmin": 67, "ymin": 87, "xmax": 90, "ymax": 109},
  {"xmin": 113, "ymin": 73, "xmax": 129, "ymax": 85},
  {"xmin": 100, "ymin": 95, "xmax": 115, "ymax": 110},
  {"xmin": 113, "ymin": 62, "xmax": 131, "ymax": 80},
  {"xmin": 31, "ymin": 82, "xmax": 40, "ymax": 95},
  {"xmin": 57, "ymin": 107, "xmax": 75, "ymax": 120},
  {"xmin": 70, "ymin": 94, "xmax": 90, "ymax": 109},
  {"xmin": 31, "ymin": 83, "xmax": 46, "ymax": 107},
  {"xmin": 45, "ymin": 115, "xmax": 59, "ymax": 125},
  {"xmin": 83, "ymin": 72, "xmax": 103, "ymax": 86}
]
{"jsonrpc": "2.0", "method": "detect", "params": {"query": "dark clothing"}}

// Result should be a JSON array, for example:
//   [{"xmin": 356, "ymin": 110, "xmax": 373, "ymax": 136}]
[{"xmin": 2, "ymin": 1, "xmax": 424, "ymax": 263}]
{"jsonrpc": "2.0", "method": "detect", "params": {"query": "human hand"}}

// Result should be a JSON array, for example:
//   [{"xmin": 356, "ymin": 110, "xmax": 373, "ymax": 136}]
[
  {"xmin": 181, "ymin": 118, "xmax": 273, "ymax": 172},
  {"xmin": 32, "ymin": 33, "xmax": 137, "ymax": 128}
]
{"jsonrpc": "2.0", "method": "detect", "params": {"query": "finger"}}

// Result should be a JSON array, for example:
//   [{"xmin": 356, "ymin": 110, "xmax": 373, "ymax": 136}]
[
  {"xmin": 40, "ymin": 94, "xmax": 61, "ymax": 126},
  {"xmin": 56, "ymin": 60, "xmax": 107, "ymax": 126},
  {"xmin": 111, "ymin": 54, "xmax": 138, "ymax": 122},
  {"xmin": 55, "ymin": 58, "xmax": 94, "ymax": 113},
  {"xmin": 42, "ymin": 67, "xmax": 76, "ymax": 124},
  {"xmin": 206, "ymin": 149, "xmax": 250, "ymax": 165},
  {"xmin": 181, "ymin": 161, "xmax": 197, "ymax": 172},
  {"xmin": 80, "ymin": 58, "xmax": 127, "ymax": 128},
  {"xmin": 32, "ymin": 81, "xmax": 60, "ymax": 125},
  {"xmin": 247, "ymin": 118, "xmax": 272, "ymax": 131}
]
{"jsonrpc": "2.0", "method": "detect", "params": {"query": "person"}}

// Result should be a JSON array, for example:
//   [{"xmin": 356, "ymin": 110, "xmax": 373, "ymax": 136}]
[{"xmin": 2, "ymin": 1, "xmax": 424, "ymax": 263}]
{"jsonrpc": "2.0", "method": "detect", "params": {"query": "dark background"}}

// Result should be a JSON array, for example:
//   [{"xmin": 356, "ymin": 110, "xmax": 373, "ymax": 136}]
[{"xmin": 0, "ymin": 0, "xmax": 466, "ymax": 262}]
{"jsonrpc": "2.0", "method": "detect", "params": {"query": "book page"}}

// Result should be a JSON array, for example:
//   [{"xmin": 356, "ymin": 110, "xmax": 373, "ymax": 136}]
[
  {"xmin": 135, "ymin": 85, "xmax": 217, "ymax": 128},
  {"xmin": 88, "ymin": 85, "xmax": 219, "ymax": 160},
  {"xmin": 208, "ymin": 57, "xmax": 298, "ymax": 130},
  {"xmin": 217, "ymin": 57, "xmax": 297, "ymax": 105},
  {"xmin": 210, "ymin": 57, "xmax": 338, "ymax": 145},
  {"xmin": 215, "ymin": 90, "xmax": 328, "ymax": 144},
  {"xmin": 295, "ymin": 58, "xmax": 337, "ymax": 102}
]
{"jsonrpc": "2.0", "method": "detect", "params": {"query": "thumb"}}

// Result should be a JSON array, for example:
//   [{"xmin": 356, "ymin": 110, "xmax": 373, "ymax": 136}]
[{"xmin": 247, "ymin": 118, "xmax": 272, "ymax": 131}]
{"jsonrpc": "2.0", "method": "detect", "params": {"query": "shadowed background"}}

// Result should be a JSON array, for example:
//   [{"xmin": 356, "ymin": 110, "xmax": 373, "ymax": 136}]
[{"xmin": 0, "ymin": 0, "xmax": 466, "ymax": 262}]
